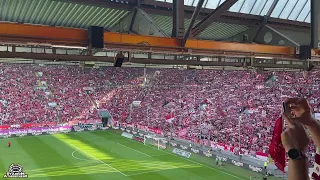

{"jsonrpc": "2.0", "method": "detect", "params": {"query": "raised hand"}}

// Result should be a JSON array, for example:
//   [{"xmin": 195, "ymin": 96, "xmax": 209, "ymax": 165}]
[
  {"xmin": 284, "ymin": 98, "xmax": 315, "ymax": 126},
  {"xmin": 281, "ymin": 112, "xmax": 310, "ymax": 152}
]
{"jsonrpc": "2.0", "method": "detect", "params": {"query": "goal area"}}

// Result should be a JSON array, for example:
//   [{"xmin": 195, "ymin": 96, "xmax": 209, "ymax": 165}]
[{"xmin": 144, "ymin": 135, "xmax": 167, "ymax": 150}]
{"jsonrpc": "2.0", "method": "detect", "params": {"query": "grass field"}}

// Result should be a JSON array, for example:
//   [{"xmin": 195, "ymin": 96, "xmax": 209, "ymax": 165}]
[{"xmin": 0, "ymin": 130, "xmax": 282, "ymax": 180}]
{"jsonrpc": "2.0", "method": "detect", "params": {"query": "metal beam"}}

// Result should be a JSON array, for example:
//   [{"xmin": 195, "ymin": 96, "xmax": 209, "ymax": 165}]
[
  {"xmin": 129, "ymin": 9, "xmax": 138, "ymax": 33},
  {"xmin": 0, "ymin": 22, "xmax": 299, "ymax": 57},
  {"xmin": 266, "ymin": 0, "xmax": 279, "ymax": 17},
  {"xmin": 110, "ymin": 8, "xmax": 168, "ymax": 37},
  {"xmin": 311, "ymin": 0, "xmax": 320, "ymax": 48},
  {"xmin": 181, "ymin": 0, "xmax": 205, "ymax": 47},
  {"xmin": 226, "ymin": 25, "xmax": 300, "ymax": 47},
  {"xmin": 172, "ymin": 0, "xmax": 184, "ymax": 38},
  {"xmin": 56, "ymin": 0, "xmax": 310, "ymax": 30},
  {"xmin": 0, "ymin": 51, "xmax": 115, "ymax": 62},
  {"xmin": 191, "ymin": 0, "xmax": 238, "ymax": 38},
  {"xmin": 0, "ymin": 51, "xmax": 313, "ymax": 69},
  {"xmin": 251, "ymin": 0, "xmax": 279, "ymax": 43}
]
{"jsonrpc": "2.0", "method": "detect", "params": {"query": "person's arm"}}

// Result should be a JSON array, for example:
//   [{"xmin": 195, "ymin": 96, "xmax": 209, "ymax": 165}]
[
  {"xmin": 282, "ymin": 112, "xmax": 310, "ymax": 180},
  {"xmin": 288, "ymin": 158, "xmax": 309, "ymax": 180},
  {"xmin": 305, "ymin": 118, "xmax": 320, "ymax": 148}
]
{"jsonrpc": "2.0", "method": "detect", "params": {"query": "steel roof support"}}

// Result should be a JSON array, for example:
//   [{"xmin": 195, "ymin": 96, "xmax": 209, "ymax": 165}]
[
  {"xmin": 57, "ymin": 0, "xmax": 311, "ymax": 29},
  {"xmin": 225, "ymin": 25, "xmax": 300, "ymax": 47},
  {"xmin": 129, "ymin": 9, "xmax": 138, "ymax": 33},
  {"xmin": 110, "ymin": 8, "xmax": 168, "ymax": 37},
  {"xmin": 311, "ymin": 0, "xmax": 320, "ymax": 48},
  {"xmin": 190, "ymin": 0, "xmax": 238, "ymax": 38},
  {"xmin": 172, "ymin": 0, "xmax": 184, "ymax": 39},
  {"xmin": 251, "ymin": 0, "xmax": 279, "ymax": 43},
  {"xmin": 181, "ymin": 0, "xmax": 205, "ymax": 47}
]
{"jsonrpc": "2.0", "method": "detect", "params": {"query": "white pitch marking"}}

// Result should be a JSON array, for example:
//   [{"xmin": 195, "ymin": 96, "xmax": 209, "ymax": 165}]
[
  {"xmin": 71, "ymin": 150, "xmax": 92, "ymax": 161},
  {"xmin": 127, "ymin": 168, "xmax": 172, "ymax": 177},
  {"xmin": 117, "ymin": 143, "xmax": 151, "ymax": 157},
  {"xmin": 107, "ymin": 131, "xmax": 245, "ymax": 180},
  {"xmin": 65, "ymin": 140, "xmax": 127, "ymax": 176}
]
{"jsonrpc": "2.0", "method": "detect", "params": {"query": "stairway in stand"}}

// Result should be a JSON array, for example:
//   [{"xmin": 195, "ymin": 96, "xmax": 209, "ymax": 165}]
[
  {"xmin": 34, "ymin": 71, "xmax": 58, "ymax": 124},
  {"xmin": 85, "ymin": 90, "xmax": 98, "ymax": 109}
]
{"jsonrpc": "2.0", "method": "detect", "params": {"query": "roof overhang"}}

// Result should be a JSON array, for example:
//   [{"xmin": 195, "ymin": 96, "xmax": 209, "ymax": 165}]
[{"xmin": 57, "ymin": 0, "xmax": 311, "ymax": 30}]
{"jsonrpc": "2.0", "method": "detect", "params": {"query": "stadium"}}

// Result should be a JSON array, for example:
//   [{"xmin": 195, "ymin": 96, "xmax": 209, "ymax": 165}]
[{"xmin": 0, "ymin": 0, "xmax": 319, "ymax": 179}]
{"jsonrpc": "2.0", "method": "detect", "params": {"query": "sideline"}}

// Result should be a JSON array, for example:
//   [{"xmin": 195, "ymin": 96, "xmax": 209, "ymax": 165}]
[{"xmin": 117, "ymin": 142, "xmax": 151, "ymax": 157}]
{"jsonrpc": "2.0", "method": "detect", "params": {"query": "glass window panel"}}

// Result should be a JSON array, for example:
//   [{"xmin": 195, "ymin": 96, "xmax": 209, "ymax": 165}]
[
  {"xmin": 240, "ymin": 0, "xmax": 255, "ymax": 14},
  {"xmin": 304, "ymin": 12, "xmax": 310, "ymax": 23},
  {"xmin": 259, "ymin": 0, "xmax": 274, "ymax": 16},
  {"xmin": 202, "ymin": 0, "xmax": 208, "ymax": 8},
  {"xmin": 218, "ymin": 0, "xmax": 226, "ymax": 6},
  {"xmin": 279, "ymin": 0, "xmax": 299, "ymax": 19},
  {"xmin": 165, "ymin": 0, "xmax": 173, "ymax": 2},
  {"xmin": 184, "ymin": 0, "xmax": 193, "ymax": 6},
  {"xmin": 271, "ymin": 0, "xmax": 289, "ymax": 18},
  {"xmin": 250, "ymin": 0, "xmax": 267, "ymax": 15},
  {"xmin": 193, "ymin": 0, "xmax": 199, "ymax": 6},
  {"xmin": 296, "ymin": 0, "xmax": 310, "ymax": 21},
  {"xmin": 229, "ymin": 0, "xmax": 245, "ymax": 13},
  {"xmin": 288, "ymin": 0, "xmax": 308, "ymax": 20},
  {"xmin": 205, "ymin": 0, "xmax": 220, "ymax": 9}
]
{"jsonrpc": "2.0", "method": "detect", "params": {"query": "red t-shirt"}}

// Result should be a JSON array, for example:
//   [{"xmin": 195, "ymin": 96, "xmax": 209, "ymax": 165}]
[{"xmin": 8, "ymin": 142, "xmax": 11, "ymax": 145}]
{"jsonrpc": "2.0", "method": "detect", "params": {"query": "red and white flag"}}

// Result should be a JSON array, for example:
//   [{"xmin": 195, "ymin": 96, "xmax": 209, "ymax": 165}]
[
  {"xmin": 268, "ymin": 116, "xmax": 286, "ymax": 172},
  {"xmin": 165, "ymin": 112, "xmax": 175, "ymax": 123},
  {"xmin": 311, "ymin": 148, "xmax": 320, "ymax": 180},
  {"xmin": 178, "ymin": 128, "xmax": 188, "ymax": 137}
]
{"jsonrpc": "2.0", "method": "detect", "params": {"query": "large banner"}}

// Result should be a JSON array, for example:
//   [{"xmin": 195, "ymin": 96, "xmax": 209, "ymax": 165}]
[
  {"xmin": 0, "ymin": 125, "xmax": 72, "ymax": 137},
  {"xmin": 68, "ymin": 120, "xmax": 101, "ymax": 126},
  {"xmin": 0, "ymin": 122, "xmax": 57, "ymax": 130},
  {"xmin": 173, "ymin": 148, "xmax": 191, "ymax": 158},
  {"xmin": 0, "ymin": 123, "xmax": 109, "ymax": 138},
  {"xmin": 72, "ymin": 123, "xmax": 105, "ymax": 132},
  {"xmin": 121, "ymin": 132, "xmax": 134, "ymax": 139},
  {"xmin": 148, "ymin": 127, "xmax": 162, "ymax": 135}
]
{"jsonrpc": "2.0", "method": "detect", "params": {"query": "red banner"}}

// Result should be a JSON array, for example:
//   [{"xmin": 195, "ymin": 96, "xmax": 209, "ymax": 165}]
[
  {"xmin": 0, "ymin": 122, "xmax": 57, "ymax": 130},
  {"xmin": 0, "ymin": 125, "xmax": 10, "ymax": 130},
  {"xmin": 256, "ymin": 151, "xmax": 268, "ymax": 161},
  {"xmin": 68, "ymin": 120, "xmax": 101, "ymax": 125},
  {"xmin": 148, "ymin": 127, "xmax": 162, "ymax": 135},
  {"xmin": 20, "ymin": 122, "xmax": 57, "ymax": 128}
]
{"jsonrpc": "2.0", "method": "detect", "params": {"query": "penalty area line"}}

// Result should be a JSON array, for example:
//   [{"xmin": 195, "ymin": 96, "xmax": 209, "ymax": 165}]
[
  {"xmin": 71, "ymin": 150, "xmax": 93, "ymax": 161},
  {"xmin": 107, "ymin": 131, "xmax": 244, "ymax": 180},
  {"xmin": 127, "ymin": 168, "xmax": 172, "ymax": 177},
  {"xmin": 65, "ymin": 140, "xmax": 127, "ymax": 176},
  {"xmin": 117, "ymin": 143, "xmax": 151, "ymax": 157}
]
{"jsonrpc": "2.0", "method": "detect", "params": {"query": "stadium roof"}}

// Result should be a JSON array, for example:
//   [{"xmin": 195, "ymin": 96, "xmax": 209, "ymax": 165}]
[
  {"xmin": 0, "ymin": 0, "xmax": 312, "ymax": 44},
  {"xmin": 156, "ymin": 0, "xmax": 311, "ymax": 23}
]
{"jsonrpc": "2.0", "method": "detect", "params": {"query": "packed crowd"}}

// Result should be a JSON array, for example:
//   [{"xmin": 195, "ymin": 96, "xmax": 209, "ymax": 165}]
[{"xmin": 0, "ymin": 64, "xmax": 319, "ymax": 164}]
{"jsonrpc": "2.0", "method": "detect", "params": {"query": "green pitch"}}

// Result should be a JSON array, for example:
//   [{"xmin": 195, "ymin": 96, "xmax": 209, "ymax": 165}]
[{"xmin": 0, "ymin": 130, "xmax": 282, "ymax": 179}]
